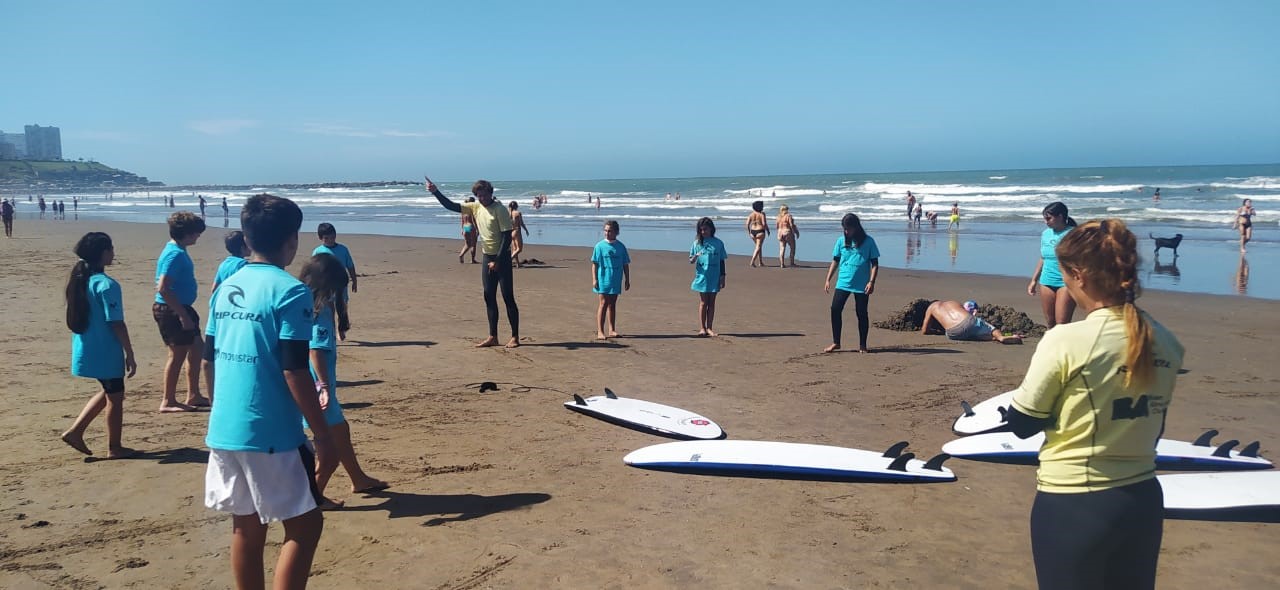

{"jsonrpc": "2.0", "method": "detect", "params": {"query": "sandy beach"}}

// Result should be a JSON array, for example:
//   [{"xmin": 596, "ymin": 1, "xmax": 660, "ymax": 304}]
[{"xmin": 1, "ymin": 219, "xmax": 1277, "ymax": 589}]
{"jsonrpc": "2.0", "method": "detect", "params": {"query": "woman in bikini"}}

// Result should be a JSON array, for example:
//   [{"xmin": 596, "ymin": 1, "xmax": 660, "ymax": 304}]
[
  {"xmin": 776, "ymin": 204, "xmax": 800, "ymax": 268},
  {"xmin": 459, "ymin": 196, "xmax": 478, "ymax": 263},
  {"xmin": 746, "ymin": 200, "xmax": 770, "ymax": 267},
  {"xmin": 1233, "ymin": 198, "xmax": 1256, "ymax": 253}
]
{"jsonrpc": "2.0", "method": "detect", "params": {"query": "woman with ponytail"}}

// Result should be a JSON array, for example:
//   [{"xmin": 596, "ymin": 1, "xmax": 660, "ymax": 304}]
[
  {"xmin": 62, "ymin": 232, "xmax": 137, "ymax": 458},
  {"xmin": 1027, "ymin": 201, "xmax": 1078, "ymax": 327},
  {"xmin": 1005, "ymin": 219, "xmax": 1184, "ymax": 590}
]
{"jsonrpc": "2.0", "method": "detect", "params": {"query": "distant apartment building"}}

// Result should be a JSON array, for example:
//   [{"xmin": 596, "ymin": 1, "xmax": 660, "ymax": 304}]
[
  {"xmin": 24, "ymin": 124, "xmax": 62, "ymax": 160},
  {"xmin": 0, "ymin": 131, "xmax": 27, "ymax": 158}
]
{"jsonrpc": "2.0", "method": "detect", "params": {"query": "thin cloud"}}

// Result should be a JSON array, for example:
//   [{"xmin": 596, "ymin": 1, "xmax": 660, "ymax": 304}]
[
  {"xmin": 188, "ymin": 119, "xmax": 260, "ymax": 136},
  {"xmin": 301, "ymin": 123, "xmax": 452, "ymax": 139}
]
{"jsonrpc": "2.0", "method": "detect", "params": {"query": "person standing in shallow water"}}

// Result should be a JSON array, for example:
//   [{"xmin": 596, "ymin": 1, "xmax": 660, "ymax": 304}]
[
  {"xmin": 823, "ymin": 213, "xmax": 879, "ymax": 353},
  {"xmin": 745, "ymin": 200, "xmax": 769, "ymax": 267},
  {"xmin": 427, "ymin": 177, "xmax": 521, "ymax": 348}
]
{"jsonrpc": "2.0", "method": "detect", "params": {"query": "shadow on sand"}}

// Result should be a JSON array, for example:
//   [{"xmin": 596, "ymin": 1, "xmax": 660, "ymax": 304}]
[
  {"xmin": 86, "ymin": 446, "xmax": 208, "ymax": 465},
  {"xmin": 346, "ymin": 490, "xmax": 552, "ymax": 526},
  {"xmin": 347, "ymin": 340, "xmax": 436, "ymax": 348},
  {"xmin": 337, "ymin": 379, "xmax": 384, "ymax": 388}
]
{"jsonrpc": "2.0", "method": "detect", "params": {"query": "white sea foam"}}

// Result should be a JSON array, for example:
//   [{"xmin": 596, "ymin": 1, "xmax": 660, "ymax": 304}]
[
  {"xmin": 989, "ymin": 176, "xmax": 1007, "ymax": 180},
  {"xmin": 1080, "ymin": 176, "xmax": 1104, "ymax": 179},
  {"xmin": 860, "ymin": 182, "xmax": 1143, "ymax": 195}
]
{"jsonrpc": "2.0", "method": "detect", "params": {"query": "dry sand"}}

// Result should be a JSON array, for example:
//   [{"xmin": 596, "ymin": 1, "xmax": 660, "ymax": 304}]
[{"xmin": 1, "ymin": 219, "xmax": 1277, "ymax": 589}]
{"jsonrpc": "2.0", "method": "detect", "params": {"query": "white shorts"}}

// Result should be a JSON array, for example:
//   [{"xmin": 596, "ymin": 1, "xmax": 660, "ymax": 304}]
[{"xmin": 205, "ymin": 446, "xmax": 319, "ymax": 524}]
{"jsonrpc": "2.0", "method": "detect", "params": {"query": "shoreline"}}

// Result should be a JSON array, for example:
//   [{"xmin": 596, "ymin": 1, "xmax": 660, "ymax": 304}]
[
  {"xmin": 8, "ymin": 206, "xmax": 1274, "ymax": 300},
  {"xmin": 1, "ymin": 219, "xmax": 1277, "ymax": 588}
]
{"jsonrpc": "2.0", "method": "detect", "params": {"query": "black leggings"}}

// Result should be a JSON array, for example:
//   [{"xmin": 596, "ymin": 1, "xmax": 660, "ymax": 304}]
[
  {"xmin": 830, "ymin": 289, "xmax": 869, "ymax": 349},
  {"xmin": 481, "ymin": 253, "xmax": 519, "ymax": 338},
  {"xmin": 1030, "ymin": 478, "xmax": 1163, "ymax": 590}
]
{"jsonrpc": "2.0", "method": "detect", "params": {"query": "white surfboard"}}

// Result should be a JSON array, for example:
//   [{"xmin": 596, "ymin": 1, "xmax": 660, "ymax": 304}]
[
  {"xmin": 1160, "ymin": 471, "xmax": 1280, "ymax": 522},
  {"xmin": 942, "ymin": 430, "xmax": 1272, "ymax": 471},
  {"xmin": 952, "ymin": 390, "xmax": 1017, "ymax": 436},
  {"xmin": 564, "ymin": 388, "xmax": 723, "ymax": 440},
  {"xmin": 623, "ymin": 440, "xmax": 955, "ymax": 483}
]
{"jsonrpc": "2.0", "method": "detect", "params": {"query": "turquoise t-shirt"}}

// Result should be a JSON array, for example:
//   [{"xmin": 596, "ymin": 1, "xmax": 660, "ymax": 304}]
[
  {"xmin": 1039, "ymin": 226, "xmax": 1072, "ymax": 288},
  {"xmin": 592, "ymin": 239, "xmax": 631, "ymax": 295},
  {"xmin": 689, "ymin": 237, "xmax": 727, "ymax": 293},
  {"xmin": 313, "ymin": 243, "xmax": 355, "ymax": 269},
  {"xmin": 205, "ymin": 263, "xmax": 314, "ymax": 453},
  {"xmin": 154, "ymin": 241, "xmax": 198, "ymax": 305},
  {"xmin": 831, "ymin": 235, "xmax": 880, "ymax": 293},
  {"xmin": 71, "ymin": 273, "xmax": 126, "ymax": 379},
  {"xmin": 306, "ymin": 301, "xmax": 345, "ymax": 427},
  {"xmin": 213, "ymin": 255, "xmax": 247, "ymax": 288}
]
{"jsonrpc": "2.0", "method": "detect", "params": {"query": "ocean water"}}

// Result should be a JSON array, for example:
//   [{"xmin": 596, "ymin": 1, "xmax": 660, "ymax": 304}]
[{"xmin": 12, "ymin": 163, "xmax": 1278, "ymax": 299}]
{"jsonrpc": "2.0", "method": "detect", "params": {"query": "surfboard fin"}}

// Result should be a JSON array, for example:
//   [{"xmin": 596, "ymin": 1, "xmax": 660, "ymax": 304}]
[
  {"xmin": 886, "ymin": 453, "xmax": 915, "ymax": 472},
  {"xmin": 997, "ymin": 406, "xmax": 1008, "ymax": 421},
  {"xmin": 1192, "ymin": 429, "xmax": 1219, "ymax": 447},
  {"xmin": 572, "ymin": 394, "xmax": 588, "ymax": 406},
  {"xmin": 604, "ymin": 388, "xmax": 618, "ymax": 399},
  {"xmin": 882, "ymin": 441, "xmax": 910, "ymax": 458},
  {"xmin": 923, "ymin": 453, "xmax": 951, "ymax": 471},
  {"xmin": 1241, "ymin": 441, "xmax": 1261, "ymax": 458},
  {"xmin": 1213, "ymin": 439, "xmax": 1240, "ymax": 458},
  {"xmin": 960, "ymin": 401, "xmax": 975, "ymax": 418}
]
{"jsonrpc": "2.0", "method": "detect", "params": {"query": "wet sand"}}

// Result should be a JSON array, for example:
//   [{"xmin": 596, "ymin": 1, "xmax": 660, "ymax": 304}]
[{"xmin": 1, "ymin": 219, "xmax": 1276, "ymax": 588}]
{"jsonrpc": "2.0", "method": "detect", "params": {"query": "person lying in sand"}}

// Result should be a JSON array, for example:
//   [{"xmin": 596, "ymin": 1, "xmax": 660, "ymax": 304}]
[{"xmin": 920, "ymin": 299, "xmax": 1022, "ymax": 344}]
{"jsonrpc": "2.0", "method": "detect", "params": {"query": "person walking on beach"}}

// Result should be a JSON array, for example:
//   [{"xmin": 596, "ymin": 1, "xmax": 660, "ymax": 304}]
[
  {"xmin": 313, "ymin": 223, "xmax": 359, "ymax": 319},
  {"xmin": 776, "ymin": 204, "xmax": 800, "ymax": 268},
  {"xmin": 221, "ymin": 197, "xmax": 229, "ymax": 218},
  {"xmin": 592, "ymin": 220, "xmax": 631, "ymax": 339},
  {"xmin": 912, "ymin": 202, "xmax": 923, "ymax": 226},
  {"xmin": 459, "ymin": 197, "xmax": 478, "ymax": 264},
  {"xmin": 2, "ymin": 198, "xmax": 13, "ymax": 237},
  {"xmin": 690, "ymin": 217, "xmax": 727, "ymax": 336},
  {"xmin": 61, "ymin": 232, "xmax": 138, "ymax": 458},
  {"xmin": 198, "ymin": 195, "xmax": 207, "ymax": 217},
  {"xmin": 746, "ymin": 200, "xmax": 770, "ymax": 267},
  {"xmin": 38, "ymin": 196, "xmax": 46, "ymax": 219},
  {"xmin": 509, "ymin": 201, "xmax": 530, "ymax": 268},
  {"xmin": 153, "ymin": 211, "xmax": 208, "ymax": 412},
  {"xmin": 203, "ymin": 193, "xmax": 336, "ymax": 590},
  {"xmin": 1233, "ymin": 198, "xmax": 1256, "ymax": 253},
  {"xmin": 428, "ymin": 177, "xmax": 521, "ymax": 348},
  {"xmin": 823, "ymin": 213, "xmax": 879, "ymax": 353},
  {"xmin": 1028, "ymin": 202, "xmax": 1078, "ymax": 328},
  {"xmin": 299, "ymin": 253, "xmax": 389, "ymax": 508},
  {"xmin": 920, "ymin": 299, "xmax": 1022, "ymax": 344},
  {"xmin": 947, "ymin": 202, "xmax": 960, "ymax": 230},
  {"xmin": 1003, "ymin": 218, "xmax": 1183, "ymax": 590}
]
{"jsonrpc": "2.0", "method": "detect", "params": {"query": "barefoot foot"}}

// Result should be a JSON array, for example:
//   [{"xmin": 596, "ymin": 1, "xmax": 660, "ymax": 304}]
[
  {"xmin": 607, "ymin": 332, "xmax": 620, "ymax": 338},
  {"xmin": 823, "ymin": 344, "xmax": 840, "ymax": 353},
  {"xmin": 505, "ymin": 337, "xmax": 520, "ymax": 348},
  {"xmin": 474, "ymin": 337, "xmax": 500, "ymax": 348},
  {"xmin": 61, "ymin": 431, "xmax": 92, "ymax": 455},
  {"xmin": 185, "ymin": 395, "xmax": 210, "ymax": 408},
  {"xmin": 107, "ymin": 447, "xmax": 138, "ymax": 459},
  {"xmin": 706, "ymin": 329, "xmax": 718, "ymax": 337},
  {"xmin": 596, "ymin": 332, "xmax": 608, "ymax": 340},
  {"xmin": 352, "ymin": 480, "xmax": 390, "ymax": 494},
  {"xmin": 159, "ymin": 403, "xmax": 194, "ymax": 413}
]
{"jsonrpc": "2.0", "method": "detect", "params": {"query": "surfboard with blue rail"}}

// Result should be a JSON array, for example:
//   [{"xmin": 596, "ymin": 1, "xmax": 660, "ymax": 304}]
[
  {"xmin": 624, "ymin": 440, "xmax": 955, "ymax": 483},
  {"xmin": 942, "ymin": 429, "xmax": 1271, "ymax": 470}
]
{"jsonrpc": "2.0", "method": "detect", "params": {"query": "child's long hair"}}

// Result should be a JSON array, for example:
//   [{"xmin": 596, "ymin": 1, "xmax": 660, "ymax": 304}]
[
  {"xmin": 1042, "ymin": 202, "xmax": 1078, "ymax": 228},
  {"xmin": 1055, "ymin": 219, "xmax": 1152, "ymax": 389},
  {"xmin": 696, "ymin": 217, "xmax": 716, "ymax": 244},
  {"xmin": 841, "ymin": 213, "xmax": 867, "ymax": 249},
  {"xmin": 299, "ymin": 253, "xmax": 351, "ymax": 333},
  {"xmin": 66, "ymin": 232, "xmax": 113, "ymax": 334}
]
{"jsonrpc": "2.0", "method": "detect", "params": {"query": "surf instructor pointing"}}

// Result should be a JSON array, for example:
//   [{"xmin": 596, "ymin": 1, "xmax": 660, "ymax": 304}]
[{"xmin": 427, "ymin": 177, "xmax": 521, "ymax": 348}]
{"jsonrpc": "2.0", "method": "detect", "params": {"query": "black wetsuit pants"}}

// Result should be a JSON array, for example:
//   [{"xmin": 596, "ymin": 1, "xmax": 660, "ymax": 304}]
[
  {"xmin": 481, "ymin": 253, "xmax": 519, "ymax": 338},
  {"xmin": 830, "ymin": 289, "xmax": 869, "ymax": 349},
  {"xmin": 1030, "ymin": 478, "xmax": 1163, "ymax": 590}
]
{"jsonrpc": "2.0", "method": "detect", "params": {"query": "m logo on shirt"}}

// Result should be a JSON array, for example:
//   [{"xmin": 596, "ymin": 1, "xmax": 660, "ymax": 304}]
[
  {"xmin": 226, "ymin": 286, "xmax": 246, "ymax": 309},
  {"xmin": 1112, "ymin": 395, "xmax": 1150, "ymax": 420}
]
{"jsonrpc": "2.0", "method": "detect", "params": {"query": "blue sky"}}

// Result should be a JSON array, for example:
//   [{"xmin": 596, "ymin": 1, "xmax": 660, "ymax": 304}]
[{"xmin": 5, "ymin": 1, "xmax": 1278, "ymax": 184}]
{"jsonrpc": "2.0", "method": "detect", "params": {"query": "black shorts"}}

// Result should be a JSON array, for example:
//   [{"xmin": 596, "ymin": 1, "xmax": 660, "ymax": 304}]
[
  {"xmin": 152, "ymin": 303, "xmax": 201, "ymax": 346},
  {"xmin": 97, "ymin": 378, "xmax": 125, "ymax": 394}
]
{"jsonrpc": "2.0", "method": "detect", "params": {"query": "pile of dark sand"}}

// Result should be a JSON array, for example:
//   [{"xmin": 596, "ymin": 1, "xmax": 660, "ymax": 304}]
[{"xmin": 875, "ymin": 298, "xmax": 1047, "ymax": 338}]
